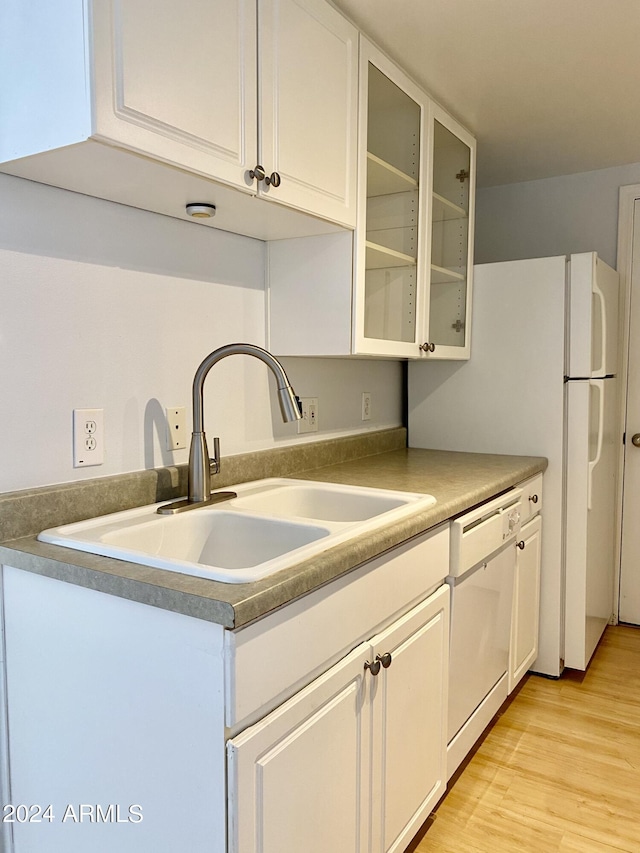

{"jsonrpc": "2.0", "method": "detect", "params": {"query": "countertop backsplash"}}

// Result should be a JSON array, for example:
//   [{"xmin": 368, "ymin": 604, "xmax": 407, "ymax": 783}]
[{"xmin": 0, "ymin": 427, "xmax": 407, "ymax": 542}]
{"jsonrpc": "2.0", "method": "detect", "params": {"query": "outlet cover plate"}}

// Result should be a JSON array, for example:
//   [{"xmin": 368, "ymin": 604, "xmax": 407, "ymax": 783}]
[
  {"xmin": 73, "ymin": 408, "xmax": 104, "ymax": 467},
  {"xmin": 362, "ymin": 392, "xmax": 372, "ymax": 421},
  {"xmin": 298, "ymin": 397, "xmax": 318, "ymax": 434},
  {"xmin": 166, "ymin": 407, "xmax": 187, "ymax": 450}
]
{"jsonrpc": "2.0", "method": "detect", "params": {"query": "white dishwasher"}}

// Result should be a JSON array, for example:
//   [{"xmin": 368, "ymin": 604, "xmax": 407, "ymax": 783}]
[{"xmin": 446, "ymin": 488, "xmax": 522, "ymax": 778}]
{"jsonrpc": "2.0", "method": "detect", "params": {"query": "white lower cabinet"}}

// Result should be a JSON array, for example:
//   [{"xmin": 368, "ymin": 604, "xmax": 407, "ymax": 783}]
[
  {"xmin": 227, "ymin": 584, "xmax": 449, "ymax": 853},
  {"xmin": 509, "ymin": 514, "xmax": 543, "ymax": 693},
  {"xmin": 1, "ymin": 566, "xmax": 229, "ymax": 853},
  {"xmin": 1, "ymin": 524, "xmax": 450, "ymax": 853},
  {"xmin": 228, "ymin": 643, "xmax": 371, "ymax": 853},
  {"xmin": 1, "ymin": 485, "xmax": 545, "ymax": 853},
  {"xmin": 369, "ymin": 589, "xmax": 449, "ymax": 853}
]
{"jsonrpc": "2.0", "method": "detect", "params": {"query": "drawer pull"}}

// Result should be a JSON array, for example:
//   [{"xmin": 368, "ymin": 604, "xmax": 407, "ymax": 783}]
[
  {"xmin": 529, "ymin": 494, "xmax": 539, "ymax": 504},
  {"xmin": 365, "ymin": 659, "xmax": 381, "ymax": 676},
  {"xmin": 376, "ymin": 652, "xmax": 393, "ymax": 669},
  {"xmin": 516, "ymin": 540, "xmax": 526, "ymax": 550}
]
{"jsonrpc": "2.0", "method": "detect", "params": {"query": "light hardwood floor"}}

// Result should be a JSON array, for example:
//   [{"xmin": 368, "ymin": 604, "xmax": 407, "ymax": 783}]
[{"xmin": 415, "ymin": 625, "xmax": 640, "ymax": 853}]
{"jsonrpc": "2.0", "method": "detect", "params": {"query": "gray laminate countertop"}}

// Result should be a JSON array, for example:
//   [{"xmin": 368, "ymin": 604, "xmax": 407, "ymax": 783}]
[{"xmin": 0, "ymin": 446, "xmax": 546, "ymax": 629}]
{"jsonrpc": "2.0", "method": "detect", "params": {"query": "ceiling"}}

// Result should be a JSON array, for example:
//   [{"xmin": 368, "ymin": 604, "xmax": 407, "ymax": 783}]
[{"xmin": 332, "ymin": 0, "xmax": 640, "ymax": 187}]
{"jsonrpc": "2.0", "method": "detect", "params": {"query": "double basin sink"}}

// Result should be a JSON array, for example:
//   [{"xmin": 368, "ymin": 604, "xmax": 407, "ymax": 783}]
[{"xmin": 38, "ymin": 478, "xmax": 436, "ymax": 583}]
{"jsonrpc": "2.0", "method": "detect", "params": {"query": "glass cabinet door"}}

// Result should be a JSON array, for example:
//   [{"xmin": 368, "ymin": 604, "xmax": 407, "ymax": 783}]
[
  {"xmin": 354, "ymin": 41, "xmax": 428, "ymax": 357},
  {"xmin": 425, "ymin": 104, "xmax": 475, "ymax": 359}
]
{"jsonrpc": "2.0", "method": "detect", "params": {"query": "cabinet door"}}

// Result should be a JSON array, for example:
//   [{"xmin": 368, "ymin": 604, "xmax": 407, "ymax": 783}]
[
  {"xmin": 258, "ymin": 0, "xmax": 358, "ymax": 227},
  {"xmin": 509, "ymin": 515, "xmax": 542, "ymax": 692},
  {"xmin": 92, "ymin": 0, "xmax": 257, "ymax": 189},
  {"xmin": 369, "ymin": 584, "xmax": 449, "ymax": 853},
  {"xmin": 227, "ymin": 643, "xmax": 371, "ymax": 853},
  {"xmin": 353, "ymin": 39, "xmax": 429, "ymax": 358},
  {"xmin": 422, "ymin": 102, "xmax": 476, "ymax": 360}
]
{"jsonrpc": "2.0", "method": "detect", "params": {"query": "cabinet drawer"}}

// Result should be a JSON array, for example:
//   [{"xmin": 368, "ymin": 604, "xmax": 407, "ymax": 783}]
[
  {"xmin": 224, "ymin": 523, "xmax": 449, "ymax": 729},
  {"xmin": 519, "ymin": 474, "xmax": 543, "ymax": 524}
]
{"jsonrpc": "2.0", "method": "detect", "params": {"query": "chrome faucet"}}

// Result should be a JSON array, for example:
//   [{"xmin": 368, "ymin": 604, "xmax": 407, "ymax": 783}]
[{"xmin": 158, "ymin": 343, "xmax": 300, "ymax": 515}]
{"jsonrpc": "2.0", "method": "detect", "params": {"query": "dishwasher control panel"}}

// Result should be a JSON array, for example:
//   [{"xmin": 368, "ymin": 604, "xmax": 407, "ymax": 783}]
[
  {"xmin": 449, "ymin": 488, "xmax": 523, "ymax": 578},
  {"xmin": 502, "ymin": 504, "xmax": 521, "ymax": 540}
]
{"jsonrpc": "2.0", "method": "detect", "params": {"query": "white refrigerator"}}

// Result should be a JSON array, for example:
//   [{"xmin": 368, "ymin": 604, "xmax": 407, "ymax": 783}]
[{"xmin": 408, "ymin": 253, "xmax": 620, "ymax": 677}]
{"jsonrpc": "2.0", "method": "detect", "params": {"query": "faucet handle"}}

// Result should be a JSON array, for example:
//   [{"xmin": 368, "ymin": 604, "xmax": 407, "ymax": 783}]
[{"xmin": 210, "ymin": 436, "xmax": 220, "ymax": 476}]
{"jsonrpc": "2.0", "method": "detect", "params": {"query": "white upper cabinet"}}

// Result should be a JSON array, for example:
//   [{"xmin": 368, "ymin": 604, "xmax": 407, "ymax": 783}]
[
  {"xmin": 0, "ymin": 0, "xmax": 357, "ymax": 238},
  {"xmin": 259, "ymin": 0, "xmax": 358, "ymax": 225},
  {"xmin": 424, "ymin": 103, "xmax": 476, "ymax": 359},
  {"xmin": 91, "ymin": 0, "xmax": 258, "ymax": 191},
  {"xmin": 354, "ymin": 43, "xmax": 476, "ymax": 359},
  {"xmin": 352, "ymin": 39, "xmax": 429, "ymax": 358}
]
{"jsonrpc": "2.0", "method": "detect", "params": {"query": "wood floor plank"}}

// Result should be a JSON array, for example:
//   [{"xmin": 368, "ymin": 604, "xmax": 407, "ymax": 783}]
[
  {"xmin": 418, "ymin": 626, "xmax": 640, "ymax": 852},
  {"xmin": 558, "ymin": 831, "xmax": 632, "ymax": 852},
  {"xmin": 496, "ymin": 774, "xmax": 640, "ymax": 851},
  {"xmin": 417, "ymin": 805, "xmax": 564, "ymax": 853}
]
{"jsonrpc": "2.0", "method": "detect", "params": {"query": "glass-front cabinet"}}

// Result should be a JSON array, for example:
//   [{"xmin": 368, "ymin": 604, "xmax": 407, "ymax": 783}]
[
  {"xmin": 353, "ymin": 39, "xmax": 475, "ymax": 359},
  {"xmin": 425, "ymin": 103, "xmax": 475, "ymax": 359},
  {"xmin": 353, "ymin": 40, "xmax": 429, "ymax": 358},
  {"xmin": 267, "ymin": 36, "xmax": 476, "ymax": 362}
]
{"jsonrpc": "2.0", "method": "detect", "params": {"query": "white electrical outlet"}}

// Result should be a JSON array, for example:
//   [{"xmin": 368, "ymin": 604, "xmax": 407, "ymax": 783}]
[
  {"xmin": 73, "ymin": 408, "xmax": 104, "ymax": 467},
  {"xmin": 298, "ymin": 397, "xmax": 319, "ymax": 434},
  {"xmin": 362, "ymin": 392, "xmax": 372, "ymax": 421},
  {"xmin": 166, "ymin": 407, "xmax": 187, "ymax": 450}
]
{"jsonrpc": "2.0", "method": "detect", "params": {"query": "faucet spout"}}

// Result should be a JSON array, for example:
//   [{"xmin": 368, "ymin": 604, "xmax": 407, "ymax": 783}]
[
  {"xmin": 191, "ymin": 343, "xmax": 300, "ymax": 433},
  {"xmin": 159, "ymin": 343, "xmax": 300, "ymax": 514}
]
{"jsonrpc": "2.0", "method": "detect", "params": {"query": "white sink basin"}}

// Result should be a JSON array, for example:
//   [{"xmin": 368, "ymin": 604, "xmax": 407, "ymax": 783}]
[
  {"xmin": 102, "ymin": 511, "xmax": 329, "ymax": 570},
  {"xmin": 231, "ymin": 481, "xmax": 409, "ymax": 522},
  {"xmin": 38, "ymin": 478, "xmax": 436, "ymax": 583}
]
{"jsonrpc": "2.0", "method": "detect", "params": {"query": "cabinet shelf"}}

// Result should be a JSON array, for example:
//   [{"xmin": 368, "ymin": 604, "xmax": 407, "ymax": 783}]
[
  {"xmin": 366, "ymin": 240, "xmax": 417, "ymax": 270},
  {"xmin": 432, "ymin": 192, "xmax": 467, "ymax": 222},
  {"xmin": 430, "ymin": 264, "xmax": 465, "ymax": 284},
  {"xmin": 367, "ymin": 152, "xmax": 418, "ymax": 197}
]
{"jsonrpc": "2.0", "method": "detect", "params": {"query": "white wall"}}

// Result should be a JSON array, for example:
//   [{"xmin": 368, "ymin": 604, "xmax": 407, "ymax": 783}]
[
  {"xmin": 0, "ymin": 174, "xmax": 403, "ymax": 493},
  {"xmin": 475, "ymin": 162, "xmax": 640, "ymax": 267}
]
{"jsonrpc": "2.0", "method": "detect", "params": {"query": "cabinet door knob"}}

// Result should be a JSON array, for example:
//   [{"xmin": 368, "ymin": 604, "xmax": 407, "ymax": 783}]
[
  {"xmin": 265, "ymin": 171, "xmax": 281, "ymax": 187},
  {"xmin": 516, "ymin": 540, "xmax": 526, "ymax": 550},
  {"xmin": 365, "ymin": 659, "xmax": 381, "ymax": 676},
  {"xmin": 249, "ymin": 164, "xmax": 266, "ymax": 182},
  {"xmin": 376, "ymin": 652, "xmax": 392, "ymax": 669},
  {"xmin": 529, "ymin": 494, "xmax": 539, "ymax": 504},
  {"xmin": 632, "ymin": 433, "xmax": 640, "ymax": 447},
  {"xmin": 419, "ymin": 342, "xmax": 435, "ymax": 353}
]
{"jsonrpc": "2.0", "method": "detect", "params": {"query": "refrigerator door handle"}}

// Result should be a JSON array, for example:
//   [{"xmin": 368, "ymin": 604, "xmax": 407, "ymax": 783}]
[
  {"xmin": 592, "ymin": 278, "xmax": 607, "ymax": 377},
  {"xmin": 588, "ymin": 378, "xmax": 604, "ymax": 510}
]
